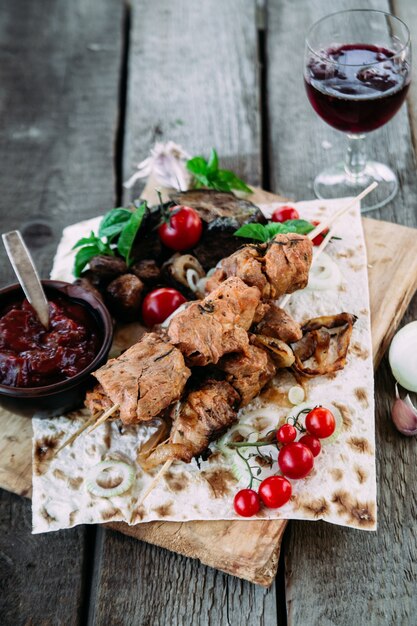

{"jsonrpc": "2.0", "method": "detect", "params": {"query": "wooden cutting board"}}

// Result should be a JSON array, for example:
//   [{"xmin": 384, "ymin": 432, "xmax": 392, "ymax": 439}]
[{"xmin": 1, "ymin": 188, "xmax": 417, "ymax": 587}]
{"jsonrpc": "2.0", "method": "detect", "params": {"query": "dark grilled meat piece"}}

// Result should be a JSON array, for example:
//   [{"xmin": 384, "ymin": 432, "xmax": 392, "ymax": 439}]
[
  {"xmin": 219, "ymin": 345, "xmax": 276, "ymax": 406},
  {"xmin": 139, "ymin": 379, "xmax": 240, "ymax": 467},
  {"xmin": 253, "ymin": 303, "xmax": 302, "ymax": 343},
  {"xmin": 170, "ymin": 189, "xmax": 266, "ymax": 269},
  {"xmin": 167, "ymin": 277, "xmax": 261, "ymax": 366},
  {"xmin": 105, "ymin": 274, "xmax": 144, "ymax": 321},
  {"xmin": 131, "ymin": 259, "xmax": 161, "ymax": 285},
  {"xmin": 92, "ymin": 332, "xmax": 191, "ymax": 424},
  {"xmin": 89, "ymin": 255, "xmax": 127, "ymax": 282}
]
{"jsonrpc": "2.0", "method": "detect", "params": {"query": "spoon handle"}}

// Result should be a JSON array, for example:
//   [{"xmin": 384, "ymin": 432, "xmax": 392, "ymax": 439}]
[{"xmin": 2, "ymin": 230, "xmax": 50, "ymax": 328}]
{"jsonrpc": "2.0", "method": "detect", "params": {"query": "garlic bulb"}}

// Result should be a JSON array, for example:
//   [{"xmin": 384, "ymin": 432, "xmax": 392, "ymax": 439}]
[
  {"xmin": 391, "ymin": 383, "xmax": 417, "ymax": 436},
  {"xmin": 123, "ymin": 141, "xmax": 192, "ymax": 191}
]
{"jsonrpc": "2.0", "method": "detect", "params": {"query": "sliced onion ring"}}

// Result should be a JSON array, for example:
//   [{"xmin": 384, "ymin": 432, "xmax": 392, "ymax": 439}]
[
  {"xmin": 86, "ymin": 461, "xmax": 135, "ymax": 498},
  {"xmin": 306, "ymin": 252, "xmax": 342, "ymax": 291}
]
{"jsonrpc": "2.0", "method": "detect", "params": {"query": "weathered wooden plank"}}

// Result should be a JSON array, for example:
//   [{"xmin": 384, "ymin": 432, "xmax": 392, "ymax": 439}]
[
  {"xmin": 0, "ymin": 0, "xmax": 123, "ymax": 284},
  {"xmin": 122, "ymin": 0, "xmax": 262, "ymax": 201},
  {"xmin": 92, "ymin": 0, "xmax": 277, "ymax": 622},
  {"xmin": 393, "ymin": 0, "xmax": 417, "ymax": 150},
  {"xmin": 0, "ymin": 0, "xmax": 124, "ymax": 624},
  {"xmin": 266, "ymin": 1, "xmax": 417, "ymax": 623},
  {"xmin": 0, "ymin": 489, "xmax": 88, "ymax": 625}
]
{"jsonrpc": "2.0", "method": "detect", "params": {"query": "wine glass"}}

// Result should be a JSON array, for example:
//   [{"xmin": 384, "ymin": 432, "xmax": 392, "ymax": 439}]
[{"xmin": 304, "ymin": 9, "xmax": 411, "ymax": 212}]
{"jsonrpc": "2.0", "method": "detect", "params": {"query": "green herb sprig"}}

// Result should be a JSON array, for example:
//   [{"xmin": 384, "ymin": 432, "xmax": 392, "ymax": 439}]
[
  {"xmin": 187, "ymin": 148, "xmax": 251, "ymax": 194},
  {"xmin": 72, "ymin": 201, "xmax": 147, "ymax": 277},
  {"xmin": 234, "ymin": 219, "xmax": 315, "ymax": 243}
]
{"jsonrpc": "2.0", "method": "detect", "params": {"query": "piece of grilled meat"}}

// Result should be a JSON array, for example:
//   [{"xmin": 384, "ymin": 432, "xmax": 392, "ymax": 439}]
[
  {"xmin": 253, "ymin": 303, "xmax": 302, "ymax": 344},
  {"xmin": 218, "ymin": 345, "xmax": 276, "ymax": 406},
  {"xmin": 206, "ymin": 233, "xmax": 313, "ymax": 299},
  {"xmin": 90, "ymin": 333, "xmax": 191, "ymax": 424},
  {"xmin": 168, "ymin": 277, "xmax": 261, "ymax": 366},
  {"xmin": 139, "ymin": 379, "xmax": 240, "ymax": 468}
]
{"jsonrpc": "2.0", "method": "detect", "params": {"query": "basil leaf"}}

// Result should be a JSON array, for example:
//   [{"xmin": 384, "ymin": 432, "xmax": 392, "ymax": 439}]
[
  {"xmin": 234, "ymin": 223, "xmax": 269, "ymax": 242},
  {"xmin": 73, "ymin": 244, "xmax": 101, "ymax": 277},
  {"xmin": 280, "ymin": 219, "xmax": 315, "ymax": 235},
  {"xmin": 186, "ymin": 157, "xmax": 208, "ymax": 176},
  {"xmin": 72, "ymin": 231, "xmax": 98, "ymax": 250},
  {"xmin": 98, "ymin": 208, "xmax": 132, "ymax": 239},
  {"xmin": 207, "ymin": 148, "xmax": 219, "ymax": 174},
  {"xmin": 192, "ymin": 172, "xmax": 211, "ymax": 188},
  {"xmin": 117, "ymin": 203, "xmax": 146, "ymax": 266},
  {"xmin": 215, "ymin": 169, "xmax": 252, "ymax": 193}
]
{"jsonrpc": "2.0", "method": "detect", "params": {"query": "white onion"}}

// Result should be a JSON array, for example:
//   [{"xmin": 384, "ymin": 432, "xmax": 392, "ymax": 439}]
[
  {"xmin": 86, "ymin": 461, "xmax": 135, "ymax": 498},
  {"xmin": 186, "ymin": 268, "xmax": 200, "ymax": 292},
  {"xmin": 288, "ymin": 385, "xmax": 305, "ymax": 405},
  {"xmin": 306, "ymin": 252, "xmax": 342, "ymax": 291},
  {"xmin": 389, "ymin": 321, "xmax": 417, "ymax": 392}
]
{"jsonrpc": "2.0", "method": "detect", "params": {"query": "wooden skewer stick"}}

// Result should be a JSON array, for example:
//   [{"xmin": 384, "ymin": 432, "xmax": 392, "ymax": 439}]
[
  {"xmin": 278, "ymin": 181, "xmax": 377, "ymax": 309},
  {"xmin": 138, "ymin": 459, "xmax": 173, "ymax": 507},
  {"xmin": 87, "ymin": 403, "xmax": 120, "ymax": 434},
  {"xmin": 306, "ymin": 181, "xmax": 377, "ymax": 242},
  {"xmin": 55, "ymin": 413, "xmax": 99, "ymax": 454}
]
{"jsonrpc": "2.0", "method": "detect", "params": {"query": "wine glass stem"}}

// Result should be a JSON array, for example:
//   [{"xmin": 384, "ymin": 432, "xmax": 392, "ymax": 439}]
[{"xmin": 344, "ymin": 134, "xmax": 367, "ymax": 179}]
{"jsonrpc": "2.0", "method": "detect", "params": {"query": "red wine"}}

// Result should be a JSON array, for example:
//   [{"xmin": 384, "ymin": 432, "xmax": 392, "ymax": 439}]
[{"xmin": 305, "ymin": 44, "xmax": 410, "ymax": 133}]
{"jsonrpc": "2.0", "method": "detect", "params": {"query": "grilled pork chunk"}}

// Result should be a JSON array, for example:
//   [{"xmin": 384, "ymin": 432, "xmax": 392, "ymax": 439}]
[
  {"xmin": 92, "ymin": 333, "xmax": 191, "ymax": 424},
  {"xmin": 263, "ymin": 233, "xmax": 313, "ymax": 298},
  {"xmin": 253, "ymin": 303, "xmax": 302, "ymax": 344},
  {"xmin": 139, "ymin": 379, "xmax": 240, "ymax": 468},
  {"xmin": 168, "ymin": 277, "xmax": 261, "ymax": 366},
  {"xmin": 219, "ymin": 345, "xmax": 276, "ymax": 406},
  {"xmin": 205, "ymin": 233, "xmax": 313, "ymax": 299}
]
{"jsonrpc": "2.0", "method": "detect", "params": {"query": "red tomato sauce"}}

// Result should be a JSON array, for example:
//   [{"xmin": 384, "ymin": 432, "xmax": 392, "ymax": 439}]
[{"xmin": 0, "ymin": 297, "xmax": 101, "ymax": 387}]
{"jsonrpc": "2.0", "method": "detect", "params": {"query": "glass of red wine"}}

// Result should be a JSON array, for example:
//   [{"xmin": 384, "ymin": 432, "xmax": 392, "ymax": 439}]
[{"xmin": 304, "ymin": 10, "xmax": 411, "ymax": 211}]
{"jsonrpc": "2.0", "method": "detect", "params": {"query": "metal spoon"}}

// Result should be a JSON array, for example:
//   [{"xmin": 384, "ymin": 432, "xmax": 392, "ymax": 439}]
[{"xmin": 2, "ymin": 230, "xmax": 49, "ymax": 328}]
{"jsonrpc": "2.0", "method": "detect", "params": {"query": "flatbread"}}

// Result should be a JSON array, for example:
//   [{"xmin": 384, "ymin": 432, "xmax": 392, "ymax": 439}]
[{"xmin": 32, "ymin": 197, "xmax": 376, "ymax": 533}]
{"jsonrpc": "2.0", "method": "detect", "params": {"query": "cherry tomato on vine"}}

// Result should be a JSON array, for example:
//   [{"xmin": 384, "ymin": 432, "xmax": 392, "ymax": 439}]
[
  {"xmin": 258, "ymin": 476, "xmax": 292, "ymax": 509},
  {"xmin": 278, "ymin": 442, "xmax": 314, "ymax": 479},
  {"xmin": 299, "ymin": 434, "xmax": 321, "ymax": 457},
  {"xmin": 277, "ymin": 423, "xmax": 297, "ymax": 445},
  {"xmin": 271, "ymin": 205, "xmax": 300, "ymax": 223},
  {"xmin": 305, "ymin": 407, "xmax": 336, "ymax": 439},
  {"xmin": 311, "ymin": 220, "xmax": 330, "ymax": 246},
  {"xmin": 141, "ymin": 288, "xmax": 186, "ymax": 327},
  {"xmin": 233, "ymin": 489, "xmax": 260, "ymax": 517},
  {"xmin": 158, "ymin": 205, "xmax": 203, "ymax": 251}
]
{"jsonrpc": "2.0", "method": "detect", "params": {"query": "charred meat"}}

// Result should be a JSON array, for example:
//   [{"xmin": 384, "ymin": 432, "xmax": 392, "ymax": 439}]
[
  {"xmin": 292, "ymin": 313, "xmax": 356, "ymax": 376},
  {"xmin": 105, "ymin": 274, "xmax": 144, "ymax": 321},
  {"xmin": 138, "ymin": 379, "xmax": 240, "ymax": 468},
  {"xmin": 131, "ymin": 259, "xmax": 161, "ymax": 286},
  {"xmin": 89, "ymin": 255, "xmax": 128, "ymax": 282},
  {"xmin": 167, "ymin": 277, "xmax": 261, "ymax": 366},
  {"xmin": 170, "ymin": 189, "xmax": 266, "ymax": 269},
  {"xmin": 219, "ymin": 345, "xmax": 276, "ymax": 406},
  {"xmin": 92, "ymin": 332, "xmax": 191, "ymax": 424},
  {"xmin": 253, "ymin": 303, "xmax": 302, "ymax": 343},
  {"xmin": 250, "ymin": 333, "xmax": 295, "ymax": 368}
]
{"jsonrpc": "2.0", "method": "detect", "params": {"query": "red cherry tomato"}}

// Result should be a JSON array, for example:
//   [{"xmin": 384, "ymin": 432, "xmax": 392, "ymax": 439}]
[
  {"xmin": 271, "ymin": 205, "xmax": 300, "ymax": 223},
  {"xmin": 277, "ymin": 423, "xmax": 297, "ymax": 445},
  {"xmin": 158, "ymin": 205, "xmax": 203, "ymax": 251},
  {"xmin": 233, "ymin": 489, "xmax": 260, "ymax": 517},
  {"xmin": 305, "ymin": 407, "xmax": 336, "ymax": 439},
  {"xmin": 299, "ymin": 434, "xmax": 321, "ymax": 457},
  {"xmin": 311, "ymin": 220, "xmax": 330, "ymax": 246},
  {"xmin": 258, "ymin": 476, "xmax": 292, "ymax": 509},
  {"xmin": 141, "ymin": 288, "xmax": 186, "ymax": 327},
  {"xmin": 278, "ymin": 442, "xmax": 314, "ymax": 479}
]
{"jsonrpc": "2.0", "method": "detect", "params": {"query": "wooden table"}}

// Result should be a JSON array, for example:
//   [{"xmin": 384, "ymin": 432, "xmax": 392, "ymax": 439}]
[{"xmin": 1, "ymin": 1, "xmax": 416, "ymax": 624}]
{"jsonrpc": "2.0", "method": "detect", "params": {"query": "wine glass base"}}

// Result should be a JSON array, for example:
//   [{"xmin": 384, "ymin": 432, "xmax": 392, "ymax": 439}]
[{"xmin": 313, "ymin": 161, "xmax": 398, "ymax": 212}]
